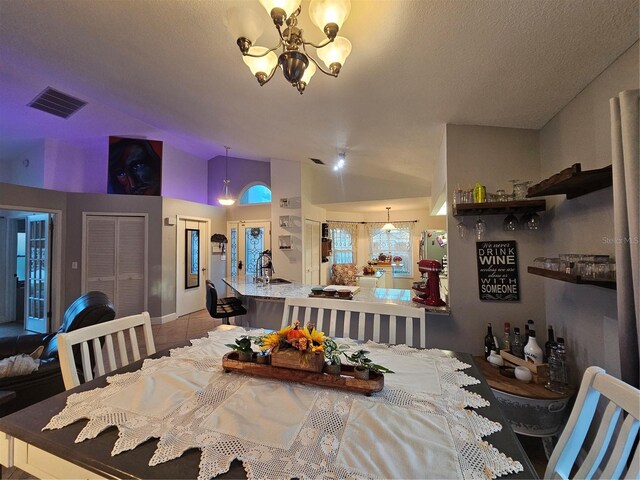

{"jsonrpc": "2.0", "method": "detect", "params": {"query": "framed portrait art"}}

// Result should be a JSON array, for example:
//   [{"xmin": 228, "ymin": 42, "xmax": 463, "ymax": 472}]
[{"xmin": 108, "ymin": 137, "xmax": 163, "ymax": 196}]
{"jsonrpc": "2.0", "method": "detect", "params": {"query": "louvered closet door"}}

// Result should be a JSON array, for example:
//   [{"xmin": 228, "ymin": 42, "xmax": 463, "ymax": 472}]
[
  {"xmin": 85, "ymin": 215, "xmax": 146, "ymax": 317},
  {"xmin": 116, "ymin": 217, "xmax": 145, "ymax": 316},
  {"xmin": 86, "ymin": 216, "xmax": 117, "ymax": 302}
]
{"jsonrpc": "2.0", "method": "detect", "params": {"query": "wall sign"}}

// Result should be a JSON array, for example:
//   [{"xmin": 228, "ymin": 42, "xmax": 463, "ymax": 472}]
[{"xmin": 476, "ymin": 241, "xmax": 519, "ymax": 301}]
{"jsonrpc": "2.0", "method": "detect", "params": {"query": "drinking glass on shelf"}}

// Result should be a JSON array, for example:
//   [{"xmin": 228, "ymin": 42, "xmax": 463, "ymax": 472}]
[
  {"xmin": 514, "ymin": 181, "xmax": 532, "ymax": 200},
  {"xmin": 496, "ymin": 189, "xmax": 508, "ymax": 202},
  {"xmin": 474, "ymin": 218, "xmax": 486, "ymax": 240},
  {"xmin": 503, "ymin": 214, "xmax": 519, "ymax": 231}
]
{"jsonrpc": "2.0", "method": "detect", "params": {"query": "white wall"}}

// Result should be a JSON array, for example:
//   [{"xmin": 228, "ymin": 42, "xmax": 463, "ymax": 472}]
[
  {"xmin": 162, "ymin": 145, "xmax": 209, "ymax": 204},
  {"xmin": 271, "ymin": 159, "xmax": 303, "ymax": 282},
  {"xmin": 0, "ymin": 140, "xmax": 45, "ymax": 187},
  {"xmin": 44, "ymin": 139, "xmax": 105, "ymax": 193},
  {"xmin": 539, "ymin": 42, "xmax": 639, "ymax": 381},
  {"xmin": 444, "ymin": 124, "xmax": 545, "ymax": 354}
]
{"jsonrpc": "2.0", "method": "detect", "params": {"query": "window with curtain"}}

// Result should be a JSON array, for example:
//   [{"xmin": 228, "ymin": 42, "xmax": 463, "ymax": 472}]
[
  {"xmin": 328, "ymin": 222, "xmax": 357, "ymax": 264},
  {"xmin": 368, "ymin": 223, "xmax": 413, "ymax": 277}
]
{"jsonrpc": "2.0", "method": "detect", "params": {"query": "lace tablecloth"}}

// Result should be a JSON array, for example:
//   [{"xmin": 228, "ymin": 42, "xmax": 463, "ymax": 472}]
[{"xmin": 45, "ymin": 326, "xmax": 523, "ymax": 480}]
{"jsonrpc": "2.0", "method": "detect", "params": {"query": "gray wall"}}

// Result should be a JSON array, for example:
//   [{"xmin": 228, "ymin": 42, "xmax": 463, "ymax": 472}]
[
  {"xmin": 538, "ymin": 42, "xmax": 639, "ymax": 382},
  {"xmin": 65, "ymin": 192, "xmax": 163, "ymax": 315},
  {"xmin": 441, "ymin": 125, "xmax": 545, "ymax": 354}
]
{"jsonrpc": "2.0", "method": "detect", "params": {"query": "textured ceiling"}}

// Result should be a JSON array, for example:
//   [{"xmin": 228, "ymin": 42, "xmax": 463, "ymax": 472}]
[{"xmin": 0, "ymin": 0, "xmax": 637, "ymax": 197}]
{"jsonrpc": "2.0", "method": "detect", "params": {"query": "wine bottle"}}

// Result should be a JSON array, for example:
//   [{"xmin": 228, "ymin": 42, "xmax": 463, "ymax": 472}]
[
  {"xmin": 512, "ymin": 327, "xmax": 524, "ymax": 358},
  {"xmin": 545, "ymin": 325, "xmax": 555, "ymax": 362},
  {"xmin": 502, "ymin": 322, "xmax": 511, "ymax": 353},
  {"xmin": 524, "ymin": 329, "xmax": 543, "ymax": 364},
  {"xmin": 484, "ymin": 323, "xmax": 494, "ymax": 359}
]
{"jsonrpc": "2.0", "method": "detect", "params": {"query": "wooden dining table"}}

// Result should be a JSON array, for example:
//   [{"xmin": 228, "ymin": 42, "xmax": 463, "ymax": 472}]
[{"xmin": 0, "ymin": 339, "xmax": 538, "ymax": 479}]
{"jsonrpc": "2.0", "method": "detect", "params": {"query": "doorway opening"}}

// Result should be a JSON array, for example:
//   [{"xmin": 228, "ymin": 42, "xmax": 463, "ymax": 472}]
[{"xmin": 0, "ymin": 208, "xmax": 62, "ymax": 335}]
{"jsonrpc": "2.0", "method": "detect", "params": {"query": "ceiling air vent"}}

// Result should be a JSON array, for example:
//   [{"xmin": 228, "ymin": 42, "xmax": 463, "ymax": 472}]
[
  {"xmin": 309, "ymin": 158, "xmax": 325, "ymax": 165},
  {"xmin": 28, "ymin": 87, "xmax": 87, "ymax": 119}
]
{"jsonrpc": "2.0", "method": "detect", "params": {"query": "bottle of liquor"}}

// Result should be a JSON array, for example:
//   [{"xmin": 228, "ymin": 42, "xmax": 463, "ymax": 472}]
[
  {"xmin": 524, "ymin": 329, "xmax": 544, "ymax": 364},
  {"xmin": 512, "ymin": 327, "xmax": 524, "ymax": 358},
  {"xmin": 524, "ymin": 319, "xmax": 534, "ymax": 345},
  {"xmin": 545, "ymin": 325, "xmax": 555, "ymax": 362},
  {"xmin": 484, "ymin": 323, "xmax": 494, "ymax": 359},
  {"xmin": 502, "ymin": 322, "xmax": 511, "ymax": 353}
]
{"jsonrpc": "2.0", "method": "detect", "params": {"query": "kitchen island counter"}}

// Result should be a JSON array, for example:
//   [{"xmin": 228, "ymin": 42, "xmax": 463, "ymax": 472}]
[{"xmin": 222, "ymin": 276, "xmax": 450, "ymax": 314}]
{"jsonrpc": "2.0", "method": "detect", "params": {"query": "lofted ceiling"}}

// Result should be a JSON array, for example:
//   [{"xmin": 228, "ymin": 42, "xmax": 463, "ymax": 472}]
[{"xmin": 0, "ymin": 0, "xmax": 637, "ymax": 204}]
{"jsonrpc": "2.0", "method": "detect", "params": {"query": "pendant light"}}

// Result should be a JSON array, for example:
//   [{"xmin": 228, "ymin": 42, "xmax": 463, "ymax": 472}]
[
  {"xmin": 217, "ymin": 146, "xmax": 236, "ymax": 206},
  {"xmin": 382, "ymin": 207, "xmax": 396, "ymax": 231}
]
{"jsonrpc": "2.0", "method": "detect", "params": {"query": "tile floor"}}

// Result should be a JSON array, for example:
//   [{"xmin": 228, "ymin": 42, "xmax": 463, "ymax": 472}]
[{"xmin": 1, "ymin": 310, "xmax": 548, "ymax": 479}]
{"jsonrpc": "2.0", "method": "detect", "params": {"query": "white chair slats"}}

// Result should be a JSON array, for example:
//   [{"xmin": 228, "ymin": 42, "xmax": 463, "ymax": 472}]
[
  {"xmin": 281, "ymin": 298, "xmax": 426, "ymax": 348},
  {"xmin": 544, "ymin": 366, "xmax": 640, "ymax": 479},
  {"xmin": 57, "ymin": 312, "xmax": 156, "ymax": 390}
]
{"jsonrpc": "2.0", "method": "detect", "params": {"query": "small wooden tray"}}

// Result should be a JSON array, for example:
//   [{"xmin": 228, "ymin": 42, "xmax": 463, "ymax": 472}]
[
  {"xmin": 222, "ymin": 352, "xmax": 384, "ymax": 395},
  {"xmin": 500, "ymin": 351, "xmax": 548, "ymax": 384}
]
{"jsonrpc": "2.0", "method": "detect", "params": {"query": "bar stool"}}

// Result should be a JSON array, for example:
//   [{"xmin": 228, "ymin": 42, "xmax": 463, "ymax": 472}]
[{"xmin": 205, "ymin": 280, "xmax": 247, "ymax": 325}]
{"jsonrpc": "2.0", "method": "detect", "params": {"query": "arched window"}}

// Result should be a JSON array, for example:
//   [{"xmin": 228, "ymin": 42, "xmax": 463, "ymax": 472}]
[{"xmin": 239, "ymin": 184, "xmax": 272, "ymax": 205}]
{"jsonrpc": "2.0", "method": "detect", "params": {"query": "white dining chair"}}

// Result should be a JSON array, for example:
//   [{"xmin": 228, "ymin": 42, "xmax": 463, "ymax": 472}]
[
  {"xmin": 57, "ymin": 311, "xmax": 156, "ymax": 390},
  {"xmin": 544, "ymin": 366, "xmax": 639, "ymax": 479},
  {"xmin": 281, "ymin": 297, "xmax": 426, "ymax": 348}
]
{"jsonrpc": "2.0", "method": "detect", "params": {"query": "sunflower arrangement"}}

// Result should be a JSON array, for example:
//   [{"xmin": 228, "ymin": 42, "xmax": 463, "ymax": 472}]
[
  {"xmin": 254, "ymin": 320, "xmax": 327, "ymax": 364},
  {"xmin": 257, "ymin": 320, "xmax": 325, "ymax": 357}
]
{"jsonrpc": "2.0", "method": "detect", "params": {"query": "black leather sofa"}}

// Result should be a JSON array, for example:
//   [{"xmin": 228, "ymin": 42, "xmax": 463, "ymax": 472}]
[{"xmin": 0, "ymin": 291, "xmax": 116, "ymax": 416}]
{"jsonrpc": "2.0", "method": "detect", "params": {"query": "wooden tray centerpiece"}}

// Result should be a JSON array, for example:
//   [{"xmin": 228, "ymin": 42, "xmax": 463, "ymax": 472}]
[
  {"xmin": 222, "ymin": 352, "xmax": 384, "ymax": 395},
  {"xmin": 221, "ymin": 321, "xmax": 386, "ymax": 395}
]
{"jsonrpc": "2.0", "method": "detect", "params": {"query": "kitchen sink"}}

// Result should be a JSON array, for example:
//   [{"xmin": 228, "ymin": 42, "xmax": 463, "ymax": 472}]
[{"xmin": 269, "ymin": 278, "xmax": 292, "ymax": 284}]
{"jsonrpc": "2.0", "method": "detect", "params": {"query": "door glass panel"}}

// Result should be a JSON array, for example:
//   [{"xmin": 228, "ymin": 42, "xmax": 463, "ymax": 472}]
[
  {"xmin": 244, "ymin": 227, "xmax": 264, "ymax": 277},
  {"xmin": 230, "ymin": 228, "xmax": 237, "ymax": 277},
  {"xmin": 25, "ymin": 214, "xmax": 49, "ymax": 333}
]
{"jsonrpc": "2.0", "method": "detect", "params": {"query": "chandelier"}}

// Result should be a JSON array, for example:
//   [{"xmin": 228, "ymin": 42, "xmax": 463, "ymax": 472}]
[
  {"xmin": 225, "ymin": 0, "xmax": 352, "ymax": 94},
  {"xmin": 382, "ymin": 207, "xmax": 396, "ymax": 231}
]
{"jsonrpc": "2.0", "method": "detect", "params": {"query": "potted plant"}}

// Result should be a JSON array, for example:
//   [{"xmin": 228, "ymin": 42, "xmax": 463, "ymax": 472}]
[
  {"xmin": 344, "ymin": 349, "xmax": 394, "ymax": 380},
  {"xmin": 225, "ymin": 337, "xmax": 254, "ymax": 362},
  {"xmin": 323, "ymin": 338, "xmax": 349, "ymax": 375}
]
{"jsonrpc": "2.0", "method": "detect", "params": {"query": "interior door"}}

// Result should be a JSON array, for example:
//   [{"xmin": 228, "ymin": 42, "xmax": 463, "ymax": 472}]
[
  {"xmin": 25, "ymin": 214, "xmax": 50, "ymax": 333},
  {"xmin": 177, "ymin": 219, "xmax": 208, "ymax": 316},
  {"xmin": 304, "ymin": 220, "xmax": 320, "ymax": 285},
  {"xmin": 85, "ymin": 215, "xmax": 147, "ymax": 317},
  {"xmin": 229, "ymin": 221, "xmax": 271, "ymax": 278}
]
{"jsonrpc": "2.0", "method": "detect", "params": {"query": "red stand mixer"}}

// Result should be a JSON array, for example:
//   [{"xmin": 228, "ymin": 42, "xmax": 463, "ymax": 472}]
[{"xmin": 412, "ymin": 259, "xmax": 446, "ymax": 307}]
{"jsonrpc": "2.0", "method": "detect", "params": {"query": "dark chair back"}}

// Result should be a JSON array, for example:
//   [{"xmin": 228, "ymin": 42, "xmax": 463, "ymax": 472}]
[
  {"xmin": 43, "ymin": 291, "xmax": 116, "ymax": 360},
  {"xmin": 206, "ymin": 280, "xmax": 218, "ymax": 317}
]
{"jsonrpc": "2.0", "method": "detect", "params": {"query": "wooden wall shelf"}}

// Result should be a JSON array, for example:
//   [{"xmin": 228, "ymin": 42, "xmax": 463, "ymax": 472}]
[
  {"xmin": 453, "ymin": 200, "xmax": 546, "ymax": 217},
  {"xmin": 527, "ymin": 266, "xmax": 616, "ymax": 290},
  {"xmin": 526, "ymin": 163, "xmax": 612, "ymax": 199}
]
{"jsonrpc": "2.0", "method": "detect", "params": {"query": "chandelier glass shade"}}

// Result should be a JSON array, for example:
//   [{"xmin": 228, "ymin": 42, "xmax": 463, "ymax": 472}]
[
  {"xmin": 217, "ymin": 146, "xmax": 236, "ymax": 206},
  {"xmin": 225, "ymin": 0, "xmax": 352, "ymax": 94},
  {"xmin": 382, "ymin": 207, "xmax": 396, "ymax": 231}
]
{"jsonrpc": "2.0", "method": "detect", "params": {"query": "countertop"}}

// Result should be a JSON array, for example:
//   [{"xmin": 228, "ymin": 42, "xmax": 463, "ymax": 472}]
[{"xmin": 223, "ymin": 276, "xmax": 450, "ymax": 315}]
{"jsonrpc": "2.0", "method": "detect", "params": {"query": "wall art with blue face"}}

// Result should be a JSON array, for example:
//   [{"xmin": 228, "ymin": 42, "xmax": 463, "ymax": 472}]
[{"xmin": 108, "ymin": 137, "xmax": 162, "ymax": 196}]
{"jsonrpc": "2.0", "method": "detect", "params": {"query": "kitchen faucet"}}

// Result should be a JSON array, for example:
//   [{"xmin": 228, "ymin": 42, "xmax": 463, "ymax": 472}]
[{"xmin": 255, "ymin": 249, "xmax": 274, "ymax": 284}]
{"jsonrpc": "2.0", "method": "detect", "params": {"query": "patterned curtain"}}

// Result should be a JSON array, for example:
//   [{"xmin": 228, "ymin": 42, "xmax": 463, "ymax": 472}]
[
  {"xmin": 328, "ymin": 222, "xmax": 358, "ymax": 264},
  {"xmin": 367, "ymin": 221, "xmax": 415, "ymax": 276}
]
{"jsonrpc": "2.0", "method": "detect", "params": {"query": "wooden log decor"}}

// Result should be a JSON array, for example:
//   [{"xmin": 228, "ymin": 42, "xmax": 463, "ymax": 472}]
[{"xmin": 222, "ymin": 352, "xmax": 384, "ymax": 395}]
